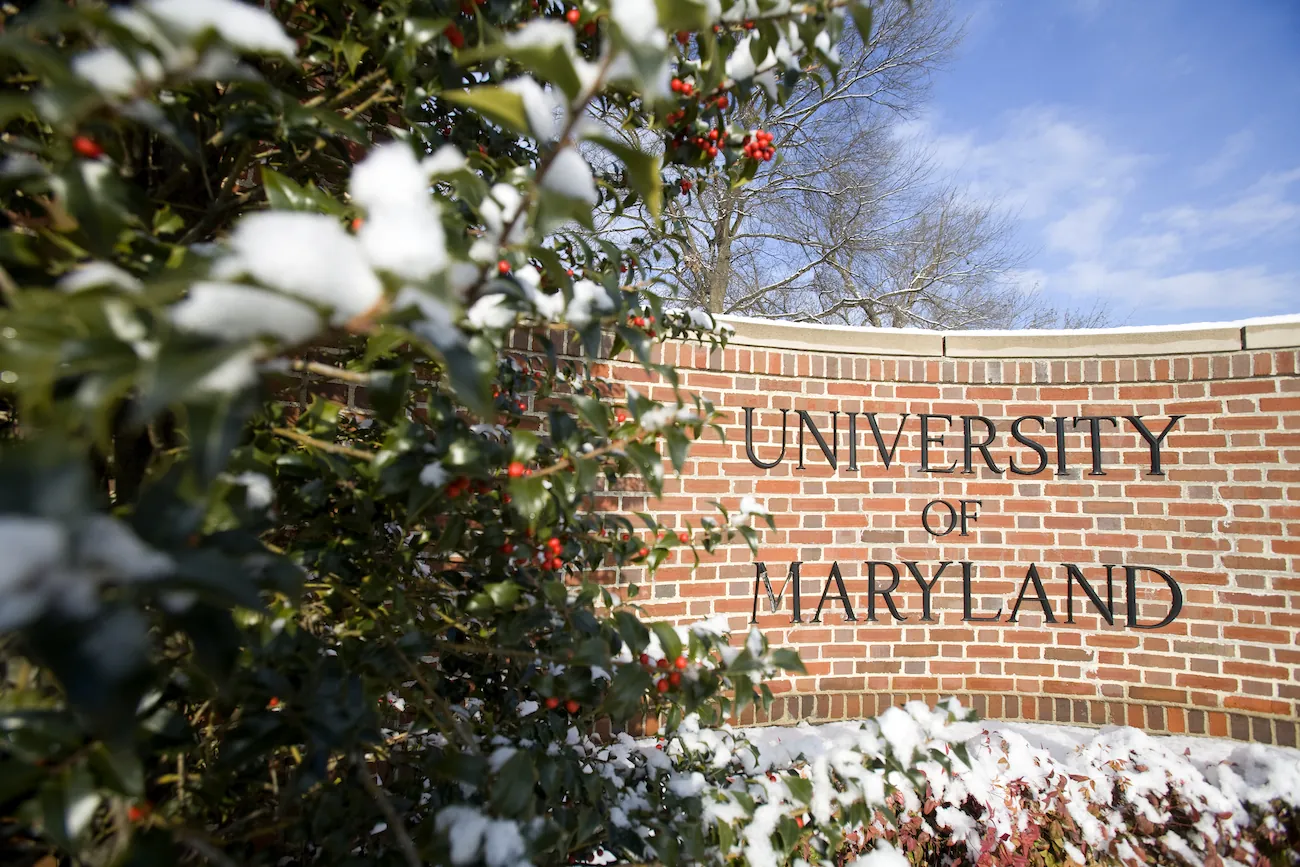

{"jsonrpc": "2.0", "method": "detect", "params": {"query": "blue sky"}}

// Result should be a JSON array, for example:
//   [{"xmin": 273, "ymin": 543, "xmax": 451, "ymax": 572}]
[{"xmin": 904, "ymin": 0, "xmax": 1300, "ymax": 325}]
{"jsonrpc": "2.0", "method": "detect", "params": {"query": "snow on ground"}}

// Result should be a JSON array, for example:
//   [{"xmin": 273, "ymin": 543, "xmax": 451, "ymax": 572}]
[
  {"xmin": 726, "ymin": 713, "xmax": 1300, "ymax": 864},
  {"xmin": 741, "ymin": 718, "xmax": 1300, "ymax": 777}
]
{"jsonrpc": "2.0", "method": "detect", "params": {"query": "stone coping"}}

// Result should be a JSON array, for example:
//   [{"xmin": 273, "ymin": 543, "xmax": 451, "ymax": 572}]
[{"xmin": 715, "ymin": 313, "xmax": 1300, "ymax": 358}]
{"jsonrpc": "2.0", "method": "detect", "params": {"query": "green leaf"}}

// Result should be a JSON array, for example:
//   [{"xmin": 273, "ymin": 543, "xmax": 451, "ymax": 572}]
[
  {"xmin": 485, "ymin": 581, "xmax": 521, "ymax": 608},
  {"xmin": 651, "ymin": 621, "xmax": 682, "ymax": 663},
  {"xmin": 604, "ymin": 663, "xmax": 652, "ymax": 719},
  {"xmin": 849, "ymin": 2, "xmax": 874, "ymax": 45},
  {"xmin": 339, "ymin": 40, "xmax": 368, "ymax": 74},
  {"xmin": 508, "ymin": 475, "xmax": 549, "ymax": 523},
  {"xmin": 625, "ymin": 441, "xmax": 664, "ymax": 496},
  {"xmin": 665, "ymin": 428, "xmax": 689, "ymax": 473},
  {"xmin": 262, "ymin": 167, "xmax": 345, "ymax": 214},
  {"xmin": 591, "ymin": 135, "xmax": 663, "ymax": 219},
  {"xmin": 88, "ymin": 745, "xmax": 144, "ymax": 797},
  {"xmin": 443, "ymin": 86, "xmax": 531, "ymax": 136},
  {"xmin": 655, "ymin": 0, "xmax": 715, "ymax": 31},
  {"xmin": 461, "ymin": 42, "xmax": 583, "ymax": 103},
  {"xmin": 768, "ymin": 648, "xmax": 807, "ymax": 675},
  {"xmin": 785, "ymin": 774, "xmax": 812, "ymax": 805},
  {"xmin": 613, "ymin": 611, "xmax": 650, "ymax": 653},
  {"xmin": 511, "ymin": 430, "xmax": 540, "ymax": 463},
  {"xmin": 573, "ymin": 395, "xmax": 609, "ymax": 437},
  {"xmin": 491, "ymin": 750, "xmax": 537, "ymax": 816}
]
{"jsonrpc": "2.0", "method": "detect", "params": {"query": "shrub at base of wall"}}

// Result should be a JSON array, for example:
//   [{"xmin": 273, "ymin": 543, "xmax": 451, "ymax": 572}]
[{"xmin": 646, "ymin": 699, "xmax": 1300, "ymax": 867}]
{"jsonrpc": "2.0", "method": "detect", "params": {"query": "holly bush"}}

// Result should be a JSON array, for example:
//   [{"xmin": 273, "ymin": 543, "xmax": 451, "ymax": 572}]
[{"xmin": 0, "ymin": 0, "xmax": 899, "ymax": 864}]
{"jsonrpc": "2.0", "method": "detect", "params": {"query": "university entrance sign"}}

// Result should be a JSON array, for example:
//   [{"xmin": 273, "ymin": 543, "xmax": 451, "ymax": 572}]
[
  {"xmin": 740, "ymin": 407, "xmax": 1187, "ymax": 629},
  {"xmin": 588, "ymin": 314, "xmax": 1300, "ymax": 744}
]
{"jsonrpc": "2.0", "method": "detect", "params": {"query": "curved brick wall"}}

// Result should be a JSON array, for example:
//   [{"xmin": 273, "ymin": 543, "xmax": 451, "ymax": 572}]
[{"xmin": 583, "ymin": 315, "xmax": 1300, "ymax": 744}]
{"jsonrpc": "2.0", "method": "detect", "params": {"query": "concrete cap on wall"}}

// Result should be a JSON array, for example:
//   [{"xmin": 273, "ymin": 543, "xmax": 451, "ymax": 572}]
[
  {"xmin": 717, "ymin": 315, "xmax": 944, "ymax": 356},
  {"xmin": 716, "ymin": 313, "xmax": 1300, "ymax": 358},
  {"xmin": 1241, "ymin": 314, "xmax": 1300, "ymax": 350}
]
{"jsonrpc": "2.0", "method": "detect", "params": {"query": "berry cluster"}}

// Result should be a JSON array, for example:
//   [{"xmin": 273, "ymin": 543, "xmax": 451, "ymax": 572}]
[
  {"xmin": 669, "ymin": 76, "xmax": 695, "ymax": 97},
  {"xmin": 445, "ymin": 476, "xmax": 489, "ymax": 497},
  {"xmin": 543, "ymin": 696, "xmax": 581, "ymax": 714},
  {"xmin": 640, "ymin": 653, "xmax": 691, "ymax": 693},
  {"xmin": 627, "ymin": 311, "xmax": 656, "ymax": 337},
  {"xmin": 72, "ymin": 135, "xmax": 104, "ymax": 159},
  {"xmin": 542, "ymin": 534, "xmax": 564, "ymax": 570},
  {"xmin": 742, "ymin": 129, "xmax": 775, "ymax": 161},
  {"xmin": 498, "ymin": 530, "xmax": 568, "ymax": 571}
]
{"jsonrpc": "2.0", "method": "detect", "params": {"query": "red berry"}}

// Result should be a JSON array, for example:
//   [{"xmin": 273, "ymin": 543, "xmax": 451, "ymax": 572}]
[
  {"xmin": 549, "ymin": 556, "xmax": 564, "ymax": 570},
  {"xmin": 267, "ymin": 696, "xmax": 280, "ymax": 708},
  {"xmin": 669, "ymin": 671, "xmax": 682, "ymax": 686},
  {"xmin": 683, "ymin": 82, "xmax": 694, "ymax": 96},
  {"xmin": 678, "ymin": 533, "xmax": 689, "ymax": 544},
  {"xmin": 72, "ymin": 135, "xmax": 104, "ymax": 159},
  {"xmin": 565, "ymin": 7, "xmax": 580, "ymax": 24},
  {"xmin": 674, "ymin": 655, "xmax": 688, "ymax": 670},
  {"xmin": 443, "ymin": 24, "xmax": 465, "ymax": 48},
  {"xmin": 671, "ymin": 78, "xmax": 683, "ymax": 93},
  {"xmin": 350, "ymin": 217, "xmax": 364, "ymax": 232},
  {"xmin": 498, "ymin": 259, "xmax": 511, "ymax": 274},
  {"xmin": 676, "ymin": 30, "xmax": 690, "ymax": 45},
  {"xmin": 639, "ymin": 653, "xmax": 651, "ymax": 666},
  {"xmin": 679, "ymin": 179, "xmax": 692, "ymax": 193},
  {"xmin": 508, "ymin": 461, "xmax": 525, "ymax": 477},
  {"xmin": 657, "ymin": 658, "xmax": 670, "ymax": 670},
  {"xmin": 127, "ymin": 804, "xmax": 148, "ymax": 823},
  {"xmin": 583, "ymin": 22, "xmax": 596, "ymax": 36},
  {"xmin": 708, "ymin": 129, "xmax": 719, "ymax": 142},
  {"xmin": 716, "ymin": 94, "xmax": 729, "ymax": 109},
  {"xmin": 615, "ymin": 408, "xmax": 628, "ymax": 423},
  {"xmin": 744, "ymin": 19, "xmax": 755, "ymax": 29},
  {"xmin": 565, "ymin": 699, "xmax": 580, "ymax": 714},
  {"xmin": 637, "ymin": 546, "xmax": 649, "ymax": 558},
  {"xmin": 501, "ymin": 542, "xmax": 516, "ymax": 554},
  {"xmin": 656, "ymin": 679, "xmax": 671, "ymax": 693},
  {"xmin": 545, "ymin": 696, "xmax": 560, "ymax": 709},
  {"xmin": 547, "ymin": 537, "xmax": 563, "ymax": 553}
]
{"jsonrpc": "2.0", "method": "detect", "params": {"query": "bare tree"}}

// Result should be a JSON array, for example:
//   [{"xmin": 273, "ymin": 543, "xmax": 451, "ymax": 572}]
[{"xmin": 625, "ymin": 0, "xmax": 1108, "ymax": 329}]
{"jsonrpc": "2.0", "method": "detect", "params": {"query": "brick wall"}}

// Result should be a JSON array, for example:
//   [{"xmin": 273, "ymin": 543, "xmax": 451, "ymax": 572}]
[{"xmin": 579, "ymin": 317, "xmax": 1300, "ymax": 745}]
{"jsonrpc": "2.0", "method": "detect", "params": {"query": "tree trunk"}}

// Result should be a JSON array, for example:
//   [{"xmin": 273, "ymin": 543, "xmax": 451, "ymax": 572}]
[{"xmin": 707, "ymin": 196, "xmax": 732, "ymax": 315}]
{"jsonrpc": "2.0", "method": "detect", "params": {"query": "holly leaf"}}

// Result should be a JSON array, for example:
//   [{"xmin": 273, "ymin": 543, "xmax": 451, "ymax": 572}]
[{"xmin": 443, "ymin": 86, "xmax": 531, "ymax": 136}]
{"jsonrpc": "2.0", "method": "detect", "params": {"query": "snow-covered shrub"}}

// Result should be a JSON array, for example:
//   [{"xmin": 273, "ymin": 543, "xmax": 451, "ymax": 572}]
[
  {"xmin": 740, "ymin": 707, "xmax": 1300, "ymax": 867},
  {"xmin": 0, "ymin": 0, "xmax": 872, "ymax": 864}
]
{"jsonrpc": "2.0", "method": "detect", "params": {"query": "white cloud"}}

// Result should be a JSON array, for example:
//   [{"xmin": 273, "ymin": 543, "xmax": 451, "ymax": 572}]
[
  {"xmin": 1192, "ymin": 129, "xmax": 1255, "ymax": 186},
  {"xmin": 1045, "ymin": 196, "xmax": 1118, "ymax": 257},
  {"xmin": 905, "ymin": 107, "xmax": 1142, "ymax": 220},
  {"xmin": 901, "ymin": 107, "xmax": 1300, "ymax": 321},
  {"xmin": 1035, "ymin": 262, "xmax": 1293, "ymax": 313},
  {"xmin": 1155, "ymin": 166, "xmax": 1300, "ymax": 246}
]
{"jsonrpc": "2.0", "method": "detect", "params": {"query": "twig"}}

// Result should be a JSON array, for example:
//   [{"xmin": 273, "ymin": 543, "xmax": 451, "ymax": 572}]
[
  {"xmin": 291, "ymin": 359, "xmax": 380, "ymax": 385},
  {"xmin": 303, "ymin": 67, "xmax": 388, "ymax": 108},
  {"xmin": 355, "ymin": 760, "xmax": 423, "ymax": 867},
  {"xmin": 174, "ymin": 827, "xmax": 241, "ymax": 867},
  {"xmin": 532, "ymin": 438, "xmax": 627, "ymax": 478},
  {"xmin": 270, "ymin": 426, "xmax": 376, "ymax": 461},
  {"xmin": 179, "ymin": 142, "xmax": 253, "ymax": 244}
]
